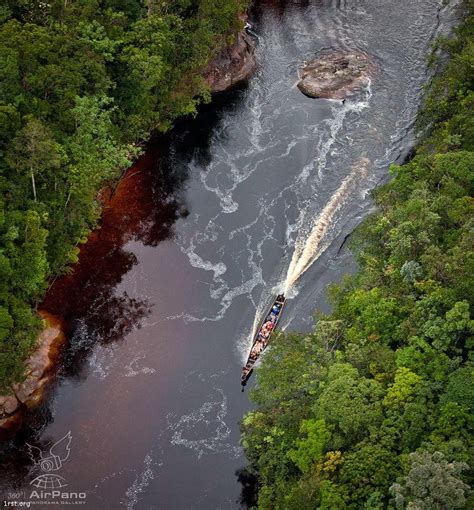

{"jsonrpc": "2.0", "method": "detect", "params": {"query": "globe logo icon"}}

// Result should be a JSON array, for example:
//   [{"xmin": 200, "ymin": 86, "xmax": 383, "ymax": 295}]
[
  {"xmin": 30, "ymin": 473, "xmax": 68, "ymax": 489},
  {"xmin": 26, "ymin": 431, "xmax": 72, "ymax": 489}
]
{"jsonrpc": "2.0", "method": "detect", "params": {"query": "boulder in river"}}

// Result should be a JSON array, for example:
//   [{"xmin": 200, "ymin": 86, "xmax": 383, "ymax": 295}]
[
  {"xmin": 204, "ymin": 21, "xmax": 257, "ymax": 93},
  {"xmin": 297, "ymin": 52, "xmax": 372, "ymax": 99}
]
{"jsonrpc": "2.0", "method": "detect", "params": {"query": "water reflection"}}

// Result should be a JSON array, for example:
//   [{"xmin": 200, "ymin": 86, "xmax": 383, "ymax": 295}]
[
  {"xmin": 0, "ymin": 87, "xmax": 249, "ymax": 498},
  {"xmin": 0, "ymin": 0, "xmax": 454, "ymax": 504},
  {"xmin": 236, "ymin": 467, "xmax": 259, "ymax": 508},
  {"xmin": 43, "ymin": 87, "xmax": 248, "ymax": 321},
  {"xmin": 42, "ymin": 87, "xmax": 249, "ymax": 377},
  {"xmin": 42, "ymin": 146, "xmax": 184, "ymax": 319}
]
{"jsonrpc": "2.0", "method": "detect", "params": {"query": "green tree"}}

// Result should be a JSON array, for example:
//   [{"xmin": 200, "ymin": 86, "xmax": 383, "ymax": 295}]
[
  {"xmin": 288, "ymin": 419, "xmax": 330, "ymax": 474},
  {"xmin": 315, "ymin": 363, "xmax": 384, "ymax": 448},
  {"xmin": 6, "ymin": 118, "xmax": 61, "ymax": 202},
  {"xmin": 390, "ymin": 451, "xmax": 470, "ymax": 509}
]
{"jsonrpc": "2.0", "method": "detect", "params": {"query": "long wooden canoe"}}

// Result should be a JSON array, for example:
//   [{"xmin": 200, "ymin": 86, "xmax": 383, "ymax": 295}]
[{"xmin": 241, "ymin": 294, "xmax": 286, "ymax": 387}]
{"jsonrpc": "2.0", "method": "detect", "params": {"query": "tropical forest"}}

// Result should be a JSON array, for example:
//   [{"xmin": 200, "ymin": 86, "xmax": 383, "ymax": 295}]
[{"xmin": 0, "ymin": 0, "xmax": 472, "ymax": 508}]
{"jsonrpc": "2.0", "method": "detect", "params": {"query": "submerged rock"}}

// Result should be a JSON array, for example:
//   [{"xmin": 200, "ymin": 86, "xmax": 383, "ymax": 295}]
[
  {"xmin": 0, "ymin": 312, "xmax": 65, "ymax": 440},
  {"xmin": 0, "ymin": 395, "xmax": 19, "ymax": 416},
  {"xmin": 297, "ymin": 52, "xmax": 372, "ymax": 99},
  {"xmin": 204, "ymin": 22, "xmax": 257, "ymax": 93}
]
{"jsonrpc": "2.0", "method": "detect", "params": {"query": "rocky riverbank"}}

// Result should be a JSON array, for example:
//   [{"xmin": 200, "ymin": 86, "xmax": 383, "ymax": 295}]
[
  {"xmin": 0, "ymin": 312, "xmax": 65, "ymax": 440},
  {"xmin": 204, "ymin": 21, "xmax": 257, "ymax": 92}
]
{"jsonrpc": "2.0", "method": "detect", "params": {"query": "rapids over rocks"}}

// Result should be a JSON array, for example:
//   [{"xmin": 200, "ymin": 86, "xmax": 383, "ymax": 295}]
[{"xmin": 0, "ymin": 0, "xmax": 459, "ymax": 508}]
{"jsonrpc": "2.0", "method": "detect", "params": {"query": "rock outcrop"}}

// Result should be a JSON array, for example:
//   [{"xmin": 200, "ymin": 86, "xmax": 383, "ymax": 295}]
[
  {"xmin": 0, "ymin": 312, "xmax": 65, "ymax": 440},
  {"xmin": 297, "ymin": 52, "xmax": 372, "ymax": 100},
  {"xmin": 204, "ymin": 26, "xmax": 257, "ymax": 93}
]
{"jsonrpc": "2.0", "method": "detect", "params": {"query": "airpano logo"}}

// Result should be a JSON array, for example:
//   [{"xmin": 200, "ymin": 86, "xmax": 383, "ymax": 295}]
[
  {"xmin": 23, "ymin": 432, "xmax": 87, "ymax": 505},
  {"xmin": 26, "ymin": 432, "xmax": 71, "ymax": 489}
]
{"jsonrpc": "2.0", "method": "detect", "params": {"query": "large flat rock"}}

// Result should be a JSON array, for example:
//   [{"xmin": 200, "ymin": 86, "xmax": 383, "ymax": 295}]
[{"xmin": 297, "ymin": 52, "xmax": 372, "ymax": 100}]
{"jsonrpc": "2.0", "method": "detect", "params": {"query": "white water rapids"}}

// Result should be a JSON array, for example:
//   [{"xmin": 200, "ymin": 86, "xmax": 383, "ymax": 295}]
[{"xmin": 0, "ymin": 2, "xmax": 461, "ymax": 509}]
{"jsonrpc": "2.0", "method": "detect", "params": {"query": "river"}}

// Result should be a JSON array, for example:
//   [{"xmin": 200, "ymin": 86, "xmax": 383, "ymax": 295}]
[{"xmin": 0, "ymin": 0, "xmax": 458, "ymax": 508}]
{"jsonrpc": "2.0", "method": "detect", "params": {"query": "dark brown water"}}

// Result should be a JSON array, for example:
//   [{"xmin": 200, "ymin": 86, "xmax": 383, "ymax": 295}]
[{"xmin": 0, "ymin": 1, "xmax": 459, "ymax": 508}]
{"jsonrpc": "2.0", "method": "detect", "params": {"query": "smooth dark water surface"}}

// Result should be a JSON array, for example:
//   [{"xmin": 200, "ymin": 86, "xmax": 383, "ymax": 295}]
[{"xmin": 0, "ymin": 1, "xmax": 458, "ymax": 508}]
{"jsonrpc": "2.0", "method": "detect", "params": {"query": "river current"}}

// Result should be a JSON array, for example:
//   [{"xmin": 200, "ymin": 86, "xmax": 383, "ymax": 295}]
[{"xmin": 0, "ymin": 1, "xmax": 458, "ymax": 508}]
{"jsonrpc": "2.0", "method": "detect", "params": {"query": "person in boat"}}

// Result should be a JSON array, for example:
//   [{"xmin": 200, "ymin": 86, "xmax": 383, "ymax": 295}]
[
  {"xmin": 265, "ymin": 321, "xmax": 274, "ymax": 331},
  {"xmin": 256, "ymin": 337, "xmax": 266, "ymax": 351}
]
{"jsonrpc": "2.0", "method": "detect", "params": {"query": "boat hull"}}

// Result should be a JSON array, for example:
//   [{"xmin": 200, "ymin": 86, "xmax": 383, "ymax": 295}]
[{"xmin": 241, "ymin": 294, "xmax": 285, "ymax": 386}]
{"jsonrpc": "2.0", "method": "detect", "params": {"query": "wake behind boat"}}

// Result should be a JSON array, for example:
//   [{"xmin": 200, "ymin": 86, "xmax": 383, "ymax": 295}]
[{"xmin": 241, "ymin": 294, "xmax": 286, "ymax": 387}]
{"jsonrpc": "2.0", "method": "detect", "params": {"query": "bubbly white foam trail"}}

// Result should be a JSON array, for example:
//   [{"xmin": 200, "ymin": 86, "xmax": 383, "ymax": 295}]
[
  {"xmin": 124, "ymin": 455, "xmax": 155, "ymax": 510},
  {"xmin": 167, "ymin": 387, "xmax": 241, "ymax": 459},
  {"xmin": 298, "ymin": 78, "xmax": 372, "ymax": 185},
  {"xmin": 118, "ymin": 372, "xmax": 238, "ymax": 509},
  {"xmin": 89, "ymin": 347, "xmax": 112, "ymax": 380},
  {"xmin": 285, "ymin": 157, "xmax": 370, "ymax": 292},
  {"xmin": 124, "ymin": 354, "xmax": 156, "ymax": 378}
]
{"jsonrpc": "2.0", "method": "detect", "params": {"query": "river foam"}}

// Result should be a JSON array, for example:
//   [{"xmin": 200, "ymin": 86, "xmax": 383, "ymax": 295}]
[{"xmin": 285, "ymin": 156, "xmax": 370, "ymax": 292}]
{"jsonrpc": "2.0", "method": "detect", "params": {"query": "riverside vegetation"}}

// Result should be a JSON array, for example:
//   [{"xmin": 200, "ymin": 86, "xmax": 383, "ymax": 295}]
[
  {"xmin": 241, "ymin": 4, "xmax": 474, "ymax": 509},
  {"xmin": 0, "ymin": 0, "xmax": 247, "ymax": 390}
]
